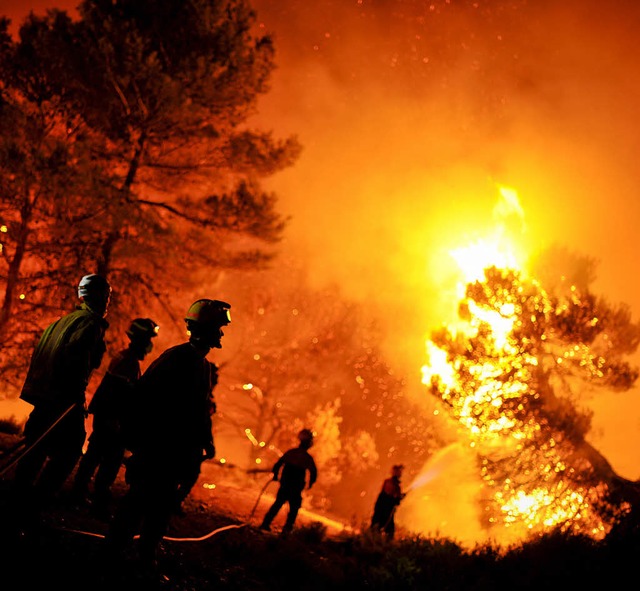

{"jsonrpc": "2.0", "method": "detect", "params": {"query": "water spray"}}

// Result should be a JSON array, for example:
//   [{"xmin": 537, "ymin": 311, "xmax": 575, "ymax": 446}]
[
  {"xmin": 405, "ymin": 442, "xmax": 465, "ymax": 493},
  {"xmin": 406, "ymin": 465, "xmax": 444, "ymax": 492}
]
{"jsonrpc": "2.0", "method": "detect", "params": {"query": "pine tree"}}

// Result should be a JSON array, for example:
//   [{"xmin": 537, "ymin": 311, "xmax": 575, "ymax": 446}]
[{"xmin": 0, "ymin": 1, "xmax": 301, "ymax": 389}]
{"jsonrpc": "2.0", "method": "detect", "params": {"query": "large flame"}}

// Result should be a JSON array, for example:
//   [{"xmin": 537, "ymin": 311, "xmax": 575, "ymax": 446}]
[{"xmin": 418, "ymin": 186, "xmax": 607, "ymax": 545}]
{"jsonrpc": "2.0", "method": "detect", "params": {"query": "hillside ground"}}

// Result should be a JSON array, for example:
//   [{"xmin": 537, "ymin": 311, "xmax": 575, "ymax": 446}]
[
  {"xmin": 2, "ymin": 433, "xmax": 640, "ymax": 591},
  {"xmin": 0, "ymin": 438, "xmax": 361, "ymax": 590}
]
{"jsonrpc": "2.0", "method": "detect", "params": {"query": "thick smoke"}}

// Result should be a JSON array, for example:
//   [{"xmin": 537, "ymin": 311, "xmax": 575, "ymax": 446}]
[{"xmin": 250, "ymin": 0, "xmax": 640, "ymax": 482}]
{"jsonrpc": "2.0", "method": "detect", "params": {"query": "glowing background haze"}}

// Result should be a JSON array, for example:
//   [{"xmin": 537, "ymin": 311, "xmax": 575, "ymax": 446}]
[{"xmin": 2, "ymin": 1, "xmax": 639, "ymax": 538}]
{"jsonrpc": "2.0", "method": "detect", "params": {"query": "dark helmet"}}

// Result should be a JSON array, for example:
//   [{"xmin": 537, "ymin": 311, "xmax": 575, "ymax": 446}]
[
  {"xmin": 78, "ymin": 274, "xmax": 111, "ymax": 299},
  {"xmin": 298, "ymin": 428, "xmax": 314, "ymax": 447},
  {"xmin": 185, "ymin": 299, "xmax": 231, "ymax": 327},
  {"xmin": 126, "ymin": 318, "xmax": 159, "ymax": 341}
]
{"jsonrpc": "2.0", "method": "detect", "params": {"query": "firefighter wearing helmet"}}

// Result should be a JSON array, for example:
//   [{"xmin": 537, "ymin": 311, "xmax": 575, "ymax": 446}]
[
  {"xmin": 184, "ymin": 299, "xmax": 231, "ymax": 350},
  {"xmin": 12, "ymin": 274, "xmax": 111, "ymax": 524},
  {"xmin": 77, "ymin": 273, "xmax": 112, "ymax": 317},
  {"xmin": 71, "ymin": 317, "xmax": 159, "ymax": 516},
  {"xmin": 370, "ymin": 464, "xmax": 406, "ymax": 540},
  {"xmin": 106, "ymin": 298, "xmax": 231, "ymax": 568},
  {"xmin": 260, "ymin": 428, "xmax": 318, "ymax": 534},
  {"xmin": 126, "ymin": 318, "xmax": 160, "ymax": 355}
]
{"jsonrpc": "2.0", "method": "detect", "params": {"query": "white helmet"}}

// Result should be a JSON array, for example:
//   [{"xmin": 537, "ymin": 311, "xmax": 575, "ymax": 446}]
[{"xmin": 78, "ymin": 274, "xmax": 111, "ymax": 299}]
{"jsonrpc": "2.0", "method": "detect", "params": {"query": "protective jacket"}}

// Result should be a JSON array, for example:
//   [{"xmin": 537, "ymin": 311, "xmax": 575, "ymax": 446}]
[
  {"xmin": 127, "ymin": 342, "xmax": 216, "ymax": 463},
  {"xmin": 273, "ymin": 447, "xmax": 318, "ymax": 492},
  {"xmin": 20, "ymin": 303, "xmax": 108, "ymax": 407},
  {"xmin": 89, "ymin": 347, "xmax": 141, "ymax": 424}
]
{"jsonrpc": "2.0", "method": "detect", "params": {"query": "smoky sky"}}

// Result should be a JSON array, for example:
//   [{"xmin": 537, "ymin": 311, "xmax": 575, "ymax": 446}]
[
  {"xmin": 4, "ymin": 0, "xmax": 640, "ymax": 479},
  {"xmin": 251, "ymin": 0, "xmax": 640, "ymax": 309},
  {"xmin": 250, "ymin": 0, "xmax": 640, "ymax": 479}
]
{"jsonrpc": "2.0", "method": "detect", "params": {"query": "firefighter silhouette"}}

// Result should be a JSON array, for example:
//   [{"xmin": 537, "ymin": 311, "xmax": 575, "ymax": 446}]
[
  {"xmin": 105, "ymin": 298, "xmax": 230, "ymax": 571},
  {"xmin": 370, "ymin": 464, "xmax": 406, "ymax": 539},
  {"xmin": 71, "ymin": 317, "xmax": 159, "ymax": 518},
  {"xmin": 172, "ymin": 361, "xmax": 219, "ymax": 516},
  {"xmin": 260, "ymin": 428, "xmax": 317, "ymax": 534},
  {"xmin": 12, "ymin": 274, "xmax": 111, "ymax": 528}
]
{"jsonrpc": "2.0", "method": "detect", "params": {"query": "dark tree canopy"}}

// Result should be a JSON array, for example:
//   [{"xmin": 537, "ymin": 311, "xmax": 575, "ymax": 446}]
[{"xmin": 0, "ymin": 0, "xmax": 301, "ymax": 389}]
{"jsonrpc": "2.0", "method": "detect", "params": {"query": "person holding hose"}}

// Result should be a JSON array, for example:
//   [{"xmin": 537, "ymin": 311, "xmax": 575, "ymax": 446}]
[
  {"xmin": 370, "ymin": 463, "xmax": 406, "ymax": 540},
  {"xmin": 11, "ymin": 274, "xmax": 111, "ymax": 532},
  {"xmin": 259, "ymin": 428, "xmax": 318, "ymax": 535}
]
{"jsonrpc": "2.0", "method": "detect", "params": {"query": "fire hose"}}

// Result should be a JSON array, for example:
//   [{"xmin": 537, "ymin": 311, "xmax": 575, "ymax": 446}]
[
  {"xmin": 61, "ymin": 522, "xmax": 247, "ymax": 542},
  {"xmin": 1, "ymin": 415, "xmax": 276, "ymax": 543},
  {"xmin": 0, "ymin": 402, "xmax": 78, "ymax": 478},
  {"xmin": 0, "ymin": 439, "xmax": 27, "ymax": 474},
  {"xmin": 248, "ymin": 475, "xmax": 276, "ymax": 521},
  {"xmin": 62, "ymin": 475, "xmax": 275, "ymax": 541}
]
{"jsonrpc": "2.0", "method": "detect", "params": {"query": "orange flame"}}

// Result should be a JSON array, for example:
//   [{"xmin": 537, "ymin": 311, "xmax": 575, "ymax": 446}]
[{"xmin": 420, "ymin": 185, "xmax": 606, "ymax": 543}]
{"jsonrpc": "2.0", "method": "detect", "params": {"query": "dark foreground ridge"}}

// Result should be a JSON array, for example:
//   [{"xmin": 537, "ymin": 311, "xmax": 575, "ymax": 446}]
[
  {"xmin": 1, "ymin": 471, "xmax": 639, "ymax": 591},
  {"xmin": 1, "ymin": 431, "xmax": 639, "ymax": 591}
]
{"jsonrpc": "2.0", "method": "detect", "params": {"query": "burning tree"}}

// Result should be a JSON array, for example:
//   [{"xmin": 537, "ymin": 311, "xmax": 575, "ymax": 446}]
[{"xmin": 422, "ymin": 249, "xmax": 640, "ymax": 541}]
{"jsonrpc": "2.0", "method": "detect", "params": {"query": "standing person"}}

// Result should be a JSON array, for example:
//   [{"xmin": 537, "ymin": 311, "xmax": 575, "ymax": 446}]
[
  {"xmin": 12, "ymin": 274, "xmax": 111, "ymax": 520},
  {"xmin": 172, "ymin": 361, "xmax": 219, "ymax": 517},
  {"xmin": 370, "ymin": 464, "xmax": 406, "ymax": 540},
  {"xmin": 104, "ymin": 298, "xmax": 230, "ymax": 573},
  {"xmin": 259, "ymin": 428, "xmax": 317, "ymax": 535},
  {"xmin": 71, "ymin": 317, "xmax": 159, "ymax": 518}
]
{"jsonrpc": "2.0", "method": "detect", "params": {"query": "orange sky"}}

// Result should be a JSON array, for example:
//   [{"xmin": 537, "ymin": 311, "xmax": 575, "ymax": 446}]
[
  {"xmin": 3, "ymin": 0, "xmax": 639, "ymax": 495},
  {"xmin": 249, "ymin": 0, "xmax": 640, "ymax": 483}
]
